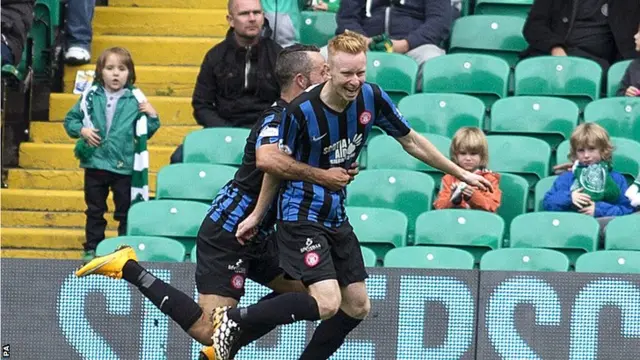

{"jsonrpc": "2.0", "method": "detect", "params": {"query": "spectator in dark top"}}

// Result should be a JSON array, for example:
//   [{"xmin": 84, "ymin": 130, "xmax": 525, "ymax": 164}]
[
  {"xmin": 617, "ymin": 23, "xmax": 640, "ymax": 97},
  {"xmin": 1, "ymin": 0, "xmax": 35, "ymax": 66},
  {"xmin": 521, "ymin": 0, "xmax": 640, "ymax": 71},
  {"xmin": 335, "ymin": 0, "xmax": 450, "ymax": 69},
  {"xmin": 171, "ymin": 0, "xmax": 281, "ymax": 163}
]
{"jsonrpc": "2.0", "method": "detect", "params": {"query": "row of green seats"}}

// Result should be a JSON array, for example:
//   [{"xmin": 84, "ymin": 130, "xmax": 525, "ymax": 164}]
[
  {"xmin": 362, "ymin": 245, "xmax": 640, "ymax": 274},
  {"xmin": 396, "ymin": 94, "xmax": 640, "ymax": 145}
]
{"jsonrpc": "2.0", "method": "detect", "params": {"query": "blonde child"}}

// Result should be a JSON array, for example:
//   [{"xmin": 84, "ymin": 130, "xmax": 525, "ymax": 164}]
[
  {"xmin": 64, "ymin": 47, "xmax": 160, "ymax": 260},
  {"xmin": 434, "ymin": 127, "xmax": 502, "ymax": 212},
  {"xmin": 543, "ymin": 123, "xmax": 634, "ymax": 217}
]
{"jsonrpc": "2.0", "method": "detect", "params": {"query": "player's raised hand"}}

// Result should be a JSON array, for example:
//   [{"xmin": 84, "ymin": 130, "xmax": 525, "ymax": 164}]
[
  {"xmin": 460, "ymin": 171, "xmax": 493, "ymax": 192},
  {"xmin": 236, "ymin": 213, "xmax": 260, "ymax": 245},
  {"xmin": 322, "ymin": 168, "xmax": 351, "ymax": 191}
]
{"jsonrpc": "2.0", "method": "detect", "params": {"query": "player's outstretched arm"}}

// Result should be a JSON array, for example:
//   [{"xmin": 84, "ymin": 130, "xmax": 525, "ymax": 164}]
[
  {"xmin": 256, "ymin": 144, "xmax": 352, "ymax": 191},
  {"xmin": 396, "ymin": 130, "xmax": 493, "ymax": 192}
]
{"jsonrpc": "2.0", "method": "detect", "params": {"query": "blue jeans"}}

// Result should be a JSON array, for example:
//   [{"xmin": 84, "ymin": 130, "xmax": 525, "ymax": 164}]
[{"xmin": 65, "ymin": 0, "xmax": 96, "ymax": 50}]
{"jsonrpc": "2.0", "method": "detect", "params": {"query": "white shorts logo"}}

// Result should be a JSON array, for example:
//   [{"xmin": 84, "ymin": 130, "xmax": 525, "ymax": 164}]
[{"xmin": 304, "ymin": 251, "xmax": 320, "ymax": 268}]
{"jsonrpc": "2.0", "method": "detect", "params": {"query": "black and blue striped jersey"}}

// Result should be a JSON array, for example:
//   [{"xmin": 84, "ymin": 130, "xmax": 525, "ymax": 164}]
[
  {"xmin": 207, "ymin": 99, "xmax": 286, "ymax": 234},
  {"xmin": 277, "ymin": 82, "xmax": 411, "ymax": 227}
]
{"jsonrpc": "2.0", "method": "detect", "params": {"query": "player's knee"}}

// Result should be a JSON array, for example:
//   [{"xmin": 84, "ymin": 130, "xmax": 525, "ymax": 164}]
[
  {"xmin": 350, "ymin": 295, "xmax": 371, "ymax": 320},
  {"xmin": 187, "ymin": 311, "xmax": 214, "ymax": 346},
  {"xmin": 313, "ymin": 292, "xmax": 342, "ymax": 320}
]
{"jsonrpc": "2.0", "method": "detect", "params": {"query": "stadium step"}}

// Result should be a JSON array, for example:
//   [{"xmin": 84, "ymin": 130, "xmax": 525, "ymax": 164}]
[
  {"xmin": 109, "ymin": 0, "xmax": 226, "ymax": 9},
  {"xmin": 1, "ymin": 228, "xmax": 118, "ymax": 250},
  {"xmin": 1, "ymin": 249, "xmax": 83, "ymax": 260},
  {"xmin": 19, "ymin": 143, "xmax": 174, "ymax": 172},
  {"xmin": 7, "ymin": 169, "xmax": 158, "ymax": 192},
  {"xmin": 94, "ymin": 7, "xmax": 228, "ymax": 37},
  {"xmin": 1, "ymin": 189, "xmax": 116, "ymax": 212},
  {"xmin": 91, "ymin": 35, "xmax": 221, "ymax": 66},
  {"xmin": 48, "ymin": 93, "xmax": 195, "ymax": 125},
  {"xmin": 30, "ymin": 121, "xmax": 199, "ymax": 146},
  {"xmin": 2, "ymin": 210, "xmax": 118, "ymax": 230},
  {"xmin": 64, "ymin": 64, "xmax": 198, "ymax": 96}
]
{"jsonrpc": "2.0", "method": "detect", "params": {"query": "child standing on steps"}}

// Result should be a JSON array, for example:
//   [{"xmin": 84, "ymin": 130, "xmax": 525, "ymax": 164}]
[
  {"xmin": 64, "ymin": 47, "xmax": 161, "ymax": 260},
  {"xmin": 434, "ymin": 127, "xmax": 502, "ymax": 212}
]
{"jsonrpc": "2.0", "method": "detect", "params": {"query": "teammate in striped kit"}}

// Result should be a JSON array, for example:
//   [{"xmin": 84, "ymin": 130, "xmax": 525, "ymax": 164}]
[
  {"xmin": 75, "ymin": 44, "xmax": 359, "ymax": 359},
  {"xmin": 211, "ymin": 31, "xmax": 494, "ymax": 360}
]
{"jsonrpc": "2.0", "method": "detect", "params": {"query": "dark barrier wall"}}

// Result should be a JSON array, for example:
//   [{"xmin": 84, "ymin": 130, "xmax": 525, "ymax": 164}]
[{"xmin": 1, "ymin": 259, "xmax": 638, "ymax": 359}]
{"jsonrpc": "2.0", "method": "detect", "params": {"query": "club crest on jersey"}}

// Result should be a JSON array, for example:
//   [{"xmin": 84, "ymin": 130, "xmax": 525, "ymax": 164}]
[
  {"xmin": 304, "ymin": 251, "xmax": 320, "ymax": 267},
  {"xmin": 323, "ymin": 133, "xmax": 363, "ymax": 165},
  {"xmin": 231, "ymin": 274, "xmax": 245, "ymax": 289},
  {"xmin": 359, "ymin": 111, "xmax": 372, "ymax": 125}
]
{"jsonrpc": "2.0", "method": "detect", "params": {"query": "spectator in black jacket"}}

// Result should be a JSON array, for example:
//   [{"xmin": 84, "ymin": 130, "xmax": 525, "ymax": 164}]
[
  {"xmin": 171, "ymin": 0, "xmax": 281, "ymax": 163},
  {"xmin": 1, "ymin": 0, "xmax": 35, "ymax": 66},
  {"xmin": 521, "ymin": 0, "xmax": 640, "ymax": 71},
  {"xmin": 335, "ymin": 0, "xmax": 450, "ymax": 78},
  {"xmin": 617, "ymin": 24, "xmax": 640, "ymax": 97}
]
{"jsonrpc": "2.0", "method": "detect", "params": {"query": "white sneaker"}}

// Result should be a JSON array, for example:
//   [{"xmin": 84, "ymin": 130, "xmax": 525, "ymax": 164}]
[{"xmin": 65, "ymin": 46, "xmax": 91, "ymax": 65}]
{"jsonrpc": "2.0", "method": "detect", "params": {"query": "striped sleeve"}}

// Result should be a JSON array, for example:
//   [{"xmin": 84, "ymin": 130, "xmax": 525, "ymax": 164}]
[
  {"xmin": 278, "ymin": 107, "xmax": 303, "ymax": 156},
  {"xmin": 255, "ymin": 113, "xmax": 280, "ymax": 150},
  {"xmin": 371, "ymin": 84, "xmax": 411, "ymax": 138}
]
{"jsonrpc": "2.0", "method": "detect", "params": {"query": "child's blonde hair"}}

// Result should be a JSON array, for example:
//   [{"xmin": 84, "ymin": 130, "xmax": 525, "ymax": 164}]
[
  {"xmin": 450, "ymin": 127, "xmax": 489, "ymax": 167},
  {"xmin": 327, "ymin": 30, "xmax": 367, "ymax": 57},
  {"xmin": 95, "ymin": 47, "xmax": 137, "ymax": 86},
  {"xmin": 568, "ymin": 123, "xmax": 613, "ymax": 161}
]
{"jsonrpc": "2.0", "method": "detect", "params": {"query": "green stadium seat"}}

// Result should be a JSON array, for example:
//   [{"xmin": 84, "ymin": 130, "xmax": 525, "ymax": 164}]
[
  {"xmin": 496, "ymin": 173, "xmax": 529, "ymax": 241},
  {"xmin": 421, "ymin": 53, "xmax": 510, "ymax": 108},
  {"xmin": 514, "ymin": 56, "xmax": 602, "ymax": 111},
  {"xmin": 575, "ymin": 250, "xmax": 640, "ymax": 273},
  {"xmin": 509, "ymin": 212, "xmax": 599, "ymax": 264},
  {"xmin": 480, "ymin": 248, "xmax": 570, "ymax": 271},
  {"xmin": 607, "ymin": 60, "xmax": 632, "ymax": 97},
  {"xmin": 474, "ymin": 0, "xmax": 533, "ymax": 18},
  {"xmin": 299, "ymin": 11, "xmax": 337, "ymax": 47},
  {"xmin": 127, "ymin": 200, "xmax": 211, "ymax": 250},
  {"xmin": 190, "ymin": 244, "xmax": 197, "ymax": 263},
  {"xmin": 156, "ymin": 163, "xmax": 237, "ymax": 203},
  {"xmin": 383, "ymin": 246, "xmax": 475, "ymax": 269},
  {"xmin": 584, "ymin": 98, "xmax": 640, "ymax": 141},
  {"xmin": 361, "ymin": 246, "xmax": 378, "ymax": 267},
  {"xmin": 534, "ymin": 175, "xmax": 558, "ymax": 211},
  {"xmin": 604, "ymin": 215, "xmax": 640, "ymax": 251},
  {"xmin": 414, "ymin": 209, "xmax": 505, "ymax": 262},
  {"xmin": 183, "ymin": 128, "xmax": 249, "ymax": 165},
  {"xmin": 487, "ymin": 135, "xmax": 551, "ymax": 185},
  {"xmin": 397, "ymin": 93, "xmax": 485, "ymax": 137},
  {"xmin": 449, "ymin": 15, "xmax": 528, "ymax": 68},
  {"xmin": 490, "ymin": 96, "xmax": 579, "ymax": 148},
  {"xmin": 96, "ymin": 236, "xmax": 187, "ymax": 262},
  {"xmin": 366, "ymin": 133, "xmax": 450, "ymax": 185},
  {"xmin": 31, "ymin": 0, "xmax": 61, "ymax": 77},
  {"xmin": 366, "ymin": 52, "xmax": 418, "ymax": 104},
  {"xmin": 556, "ymin": 137, "xmax": 640, "ymax": 184},
  {"xmin": 346, "ymin": 206, "xmax": 409, "ymax": 260},
  {"xmin": 346, "ymin": 169, "xmax": 435, "ymax": 235}
]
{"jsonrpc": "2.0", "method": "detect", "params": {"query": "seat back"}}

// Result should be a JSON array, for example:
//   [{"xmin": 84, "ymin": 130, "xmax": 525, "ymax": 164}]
[
  {"xmin": 575, "ymin": 251, "xmax": 640, "ymax": 274},
  {"xmin": 487, "ymin": 135, "xmax": 551, "ymax": 185},
  {"xmin": 474, "ymin": 0, "xmax": 533, "ymax": 18},
  {"xmin": 183, "ymin": 128, "xmax": 250, "ymax": 165},
  {"xmin": 422, "ymin": 53, "xmax": 510, "ymax": 108},
  {"xmin": 606, "ymin": 60, "xmax": 633, "ymax": 97},
  {"xmin": 534, "ymin": 175, "xmax": 558, "ymax": 211},
  {"xmin": 361, "ymin": 246, "xmax": 378, "ymax": 267},
  {"xmin": 96, "ymin": 236, "xmax": 187, "ymax": 262},
  {"xmin": 397, "ymin": 93, "xmax": 485, "ymax": 137},
  {"xmin": 346, "ymin": 206, "xmax": 409, "ymax": 260},
  {"xmin": 366, "ymin": 52, "xmax": 418, "ymax": 104},
  {"xmin": 384, "ymin": 246, "xmax": 475, "ymax": 269},
  {"xmin": 156, "ymin": 163, "xmax": 237, "ymax": 202},
  {"xmin": 604, "ymin": 215, "xmax": 640, "ymax": 251},
  {"xmin": 414, "ymin": 209, "xmax": 505, "ymax": 262},
  {"xmin": 584, "ymin": 98, "xmax": 640, "ymax": 141},
  {"xmin": 449, "ymin": 15, "xmax": 528, "ymax": 68},
  {"xmin": 496, "ymin": 173, "xmax": 529, "ymax": 240},
  {"xmin": 299, "ymin": 11, "xmax": 337, "ymax": 46},
  {"xmin": 480, "ymin": 248, "xmax": 570, "ymax": 271}
]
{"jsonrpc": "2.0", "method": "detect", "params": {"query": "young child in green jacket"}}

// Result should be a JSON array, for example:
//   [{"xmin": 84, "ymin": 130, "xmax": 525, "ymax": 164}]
[{"xmin": 64, "ymin": 47, "xmax": 160, "ymax": 260}]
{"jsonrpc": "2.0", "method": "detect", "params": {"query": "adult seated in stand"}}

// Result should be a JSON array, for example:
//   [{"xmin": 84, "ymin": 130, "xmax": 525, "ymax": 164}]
[
  {"xmin": 171, "ymin": 0, "xmax": 281, "ymax": 163},
  {"xmin": 335, "ymin": 0, "xmax": 451, "ymax": 86},
  {"xmin": 521, "ymin": 0, "xmax": 640, "ymax": 72},
  {"xmin": 1, "ymin": 0, "xmax": 35, "ymax": 66},
  {"xmin": 617, "ymin": 23, "xmax": 640, "ymax": 97}
]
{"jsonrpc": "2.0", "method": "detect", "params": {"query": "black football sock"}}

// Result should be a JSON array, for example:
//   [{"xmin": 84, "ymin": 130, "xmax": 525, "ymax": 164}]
[
  {"xmin": 227, "ymin": 292, "xmax": 320, "ymax": 328},
  {"xmin": 298, "ymin": 309, "xmax": 362, "ymax": 360}
]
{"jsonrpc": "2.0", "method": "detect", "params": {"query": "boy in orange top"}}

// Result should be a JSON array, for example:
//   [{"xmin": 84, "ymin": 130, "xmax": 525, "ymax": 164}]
[{"xmin": 434, "ymin": 127, "xmax": 502, "ymax": 212}]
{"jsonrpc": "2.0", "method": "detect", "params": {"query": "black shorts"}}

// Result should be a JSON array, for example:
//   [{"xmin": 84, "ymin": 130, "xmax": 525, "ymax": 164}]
[
  {"xmin": 195, "ymin": 216, "xmax": 282, "ymax": 301},
  {"xmin": 276, "ymin": 220, "xmax": 368, "ymax": 287}
]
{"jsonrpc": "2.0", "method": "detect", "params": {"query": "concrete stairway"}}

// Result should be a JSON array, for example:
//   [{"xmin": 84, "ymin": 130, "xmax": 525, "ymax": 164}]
[{"xmin": 1, "ymin": 0, "xmax": 227, "ymax": 259}]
